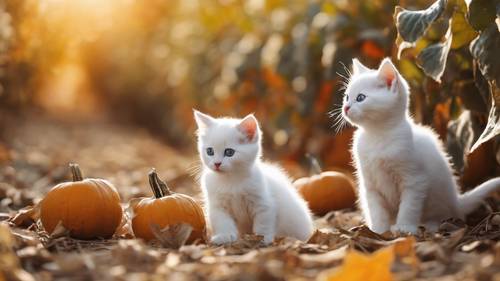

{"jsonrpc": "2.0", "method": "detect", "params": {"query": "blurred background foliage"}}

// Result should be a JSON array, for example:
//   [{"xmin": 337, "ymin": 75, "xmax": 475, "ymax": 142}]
[{"xmin": 0, "ymin": 0, "xmax": 498, "ymax": 187}]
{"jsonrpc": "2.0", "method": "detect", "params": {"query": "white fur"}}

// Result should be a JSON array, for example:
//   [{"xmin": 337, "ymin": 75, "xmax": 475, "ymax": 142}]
[
  {"xmin": 194, "ymin": 110, "xmax": 314, "ymax": 244},
  {"xmin": 341, "ymin": 58, "xmax": 500, "ymax": 234}
]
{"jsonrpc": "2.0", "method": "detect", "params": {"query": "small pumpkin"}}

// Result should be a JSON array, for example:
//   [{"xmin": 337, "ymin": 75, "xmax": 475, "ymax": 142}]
[
  {"xmin": 294, "ymin": 170, "xmax": 356, "ymax": 216},
  {"xmin": 40, "ymin": 164, "xmax": 123, "ymax": 239},
  {"xmin": 131, "ymin": 169, "xmax": 206, "ymax": 244}
]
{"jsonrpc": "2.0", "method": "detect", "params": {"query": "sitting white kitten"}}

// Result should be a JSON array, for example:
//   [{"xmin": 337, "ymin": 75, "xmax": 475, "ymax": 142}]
[
  {"xmin": 194, "ymin": 110, "xmax": 314, "ymax": 245},
  {"xmin": 341, "ymin": 58, "xmax": 500, "ymax": 234}
]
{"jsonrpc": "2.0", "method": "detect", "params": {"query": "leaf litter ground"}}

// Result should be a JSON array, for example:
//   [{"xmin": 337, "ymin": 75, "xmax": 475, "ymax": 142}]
[{"xmin": 0, "ymin": 112, "xmax": 499, "ymax": 280}]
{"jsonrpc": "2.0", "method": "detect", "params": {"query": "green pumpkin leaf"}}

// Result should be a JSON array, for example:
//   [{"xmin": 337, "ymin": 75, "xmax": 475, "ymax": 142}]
[
  {"xmin": 446, "ymin": 110, "xmax": 481, "ymax": 171},
  {"xmin": 470, "ymin": 25, "xmax": 500, "ymax": 85},
  {"xmin": 470, "ymin": 81, "xmax": 500, "ymax": 152},
  {"xmin": 417, "ymin": 25, "xmax": 453, "ymax": 82},
  {"xmin": 394, "ymin": 0, "xmax": 448, "ymax": 56}
]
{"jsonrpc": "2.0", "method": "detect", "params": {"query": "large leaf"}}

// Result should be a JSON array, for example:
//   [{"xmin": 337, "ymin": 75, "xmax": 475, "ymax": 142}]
[
  {"xmin": 470, "ymin": 81, "xmax": 500, "ymax": 152},
  {"xmin": 395, "ymin": 0, "xmax": 447, "ymax": 48},
  {"xmin": 320, "ymin": 237, "xmax": 418, "ymax": 281},
  {"xmin": 470, "ymin": 25, "xmax": 500, "ymax": 85},
  {"xmin": 150, "ymin": 223, "xmax": 193, "ymax": 249},
  {"xmin": 9, "ymin": 204, "xmax": 40, "ymax": 228},
  {"xmin": 466, "ymin": 0, "xmax": 498, "ymax": 31},
  {"xmin": 451, "ymin": 1, "xmax": 478, "ymax": 49},
  {"xmin": 416, "ymin": 25, "xmax": 452, "ymax": 82},
  {"xmin": 446, "ymin": 110, "xmax": 483, "ymax": 171}
]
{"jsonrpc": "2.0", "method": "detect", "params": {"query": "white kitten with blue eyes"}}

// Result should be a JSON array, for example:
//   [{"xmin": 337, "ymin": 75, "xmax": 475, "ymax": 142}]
[
  {"xmin": 341, "ymin": 58, "xmax": 500, "ymax": 234},
  {"xmin": 194, "ymin": 110, "xmax": 314, "ymax": 245}
]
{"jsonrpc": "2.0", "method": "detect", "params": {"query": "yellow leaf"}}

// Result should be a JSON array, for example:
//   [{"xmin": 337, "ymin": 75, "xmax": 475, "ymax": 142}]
[
  {"xmin": 393, "ymin": 237, "xmax": 419, "ymax": 269},
  {"xmin": 319, "ymin": 237, "xmax": 417, "ymax": 281}
]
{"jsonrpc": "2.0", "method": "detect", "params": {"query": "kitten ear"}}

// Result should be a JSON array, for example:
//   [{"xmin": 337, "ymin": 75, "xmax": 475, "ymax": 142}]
[
  {"xmin": 352, "ymin": 58, "xmax": 371, "ymax": 75},
  {"xmin": 193, "ymin": 110, "xmax": 216, "ymax": 128},
  {"xmin": 377, "ymin": 58, "xmax": 398, "ymax": 89},
  {"xmin": 237, "ymin": 114, "xmax": 258, "ymax": 142}
]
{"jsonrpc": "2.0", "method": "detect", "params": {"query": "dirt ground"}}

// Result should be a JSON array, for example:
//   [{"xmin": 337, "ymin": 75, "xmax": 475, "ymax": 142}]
[{"xmin": 0, "ymin": 111, "xmax": 499, "ymax": 281}]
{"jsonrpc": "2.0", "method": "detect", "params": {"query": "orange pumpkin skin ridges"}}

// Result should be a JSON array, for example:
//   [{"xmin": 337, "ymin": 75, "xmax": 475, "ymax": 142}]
[
  {"xmin": 40, "ymin": 165, "xmax": 123, "ymax": 240},
  {"xmin": 131, "ymin": 170, "xmax": 206, "ymax": 244},
  {"xmin": 132, "ymin": 194, "xmax": 206, "ymax": 243},
  {"xmin": 294, "ymin": 171, "xmax": 356, "ymax": 216}
]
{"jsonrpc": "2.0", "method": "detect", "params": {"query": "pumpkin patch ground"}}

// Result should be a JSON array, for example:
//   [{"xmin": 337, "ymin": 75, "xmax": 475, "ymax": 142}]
[{"xmin": 0, "ymin": 112, "xmax": 499, "ymax": 281}]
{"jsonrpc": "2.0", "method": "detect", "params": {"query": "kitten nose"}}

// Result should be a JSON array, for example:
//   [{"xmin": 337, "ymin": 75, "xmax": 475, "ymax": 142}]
[
  {"xmin": 214, "ymin": 162, "xmax": 221, "ymax": 168},
  {"xmin": 344, "ymin": 105, "xmax": 350, "ymax": 114}
]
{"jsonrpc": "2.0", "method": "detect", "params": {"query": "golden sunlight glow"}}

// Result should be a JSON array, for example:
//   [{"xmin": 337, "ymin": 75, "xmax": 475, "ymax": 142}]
[
  {"xmin": 37, "ymin": 60, "xmax": 102, "ymax": 116},
  {"xmin": 39, "ymin": 0, "xmax": 119, "ymax": 16},
  {"xmin": 38, "ymin": 0, "xmax": 120, "ymax": 38},
  {"xmin": 33, "ymin": 0, "xmax": 127, "ymax": 116}
]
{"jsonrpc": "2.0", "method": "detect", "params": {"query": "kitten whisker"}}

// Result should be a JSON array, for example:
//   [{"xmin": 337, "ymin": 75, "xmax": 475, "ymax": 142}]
[
  {"xmin": 339, "ymin": 61, "xmax": 352, "ymax": 78},
  {"xmin": 187, "ymin": 160, "xmax": 203, "ymax": 181}
]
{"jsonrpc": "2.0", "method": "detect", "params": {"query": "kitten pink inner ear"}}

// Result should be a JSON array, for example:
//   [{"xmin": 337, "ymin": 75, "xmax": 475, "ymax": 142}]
[
  {"xmin": 352, "ymin": 58, "xmax": 371, "ymax": 75},
  {"xmin": 377, "ymin": 58, "xmax": 397, "ymax": 88},
  {"xmin": 237, "ymin": 114, "xmax": 258, "ymax": 141},
  {"xmin": 194, "ymin": 110, "xmax": 215, "ymax": 128}
]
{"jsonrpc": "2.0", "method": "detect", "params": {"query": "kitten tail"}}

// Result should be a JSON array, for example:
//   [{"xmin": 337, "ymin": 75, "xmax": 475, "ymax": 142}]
[{"xmin": 458, "ymin": 177, "xmax": 500, "ymax": 216}]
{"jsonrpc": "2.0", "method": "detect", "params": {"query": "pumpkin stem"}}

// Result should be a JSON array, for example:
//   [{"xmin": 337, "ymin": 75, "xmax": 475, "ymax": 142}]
[
  {"xmin": 148, "ymin": 169, "xmax": 174, "ymax": 198},
  {"xmin": 148, "ymin": 169, "xmax": 163, "ymax": 198},
  {"xmin": 306, "ymin": 154, "xmax": 323, "ymax": 175},
  {"xmin": 69, "ymin": 163, "xmax": 84, "ymax": 181}
]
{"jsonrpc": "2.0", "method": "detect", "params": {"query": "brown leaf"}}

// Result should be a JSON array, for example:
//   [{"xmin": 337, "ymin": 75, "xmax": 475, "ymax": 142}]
[
  {"xmin": 150, "ymin": 223, "xmax": 192, "ymax": 249},
  {"xmin": 113, "ymin": 212, "xmax": 134, "ymax": 239},
  {"xmin": 9, "ymin": 204, "xmax": 40, "ymax": 228},
  {"xmin": 49, "ymin": 221, "xmax": 70, "ymax": 239},
  {"xmin": 299, "ymin": 245, "xmax": 347, "ymax": 268},
  {"xmin": 307, "ymin": 229, "xmax": 348, "ymax": 249},
  {"xmin": 0, "ymin": 223, "xmax": 36, "ymax": 281}
]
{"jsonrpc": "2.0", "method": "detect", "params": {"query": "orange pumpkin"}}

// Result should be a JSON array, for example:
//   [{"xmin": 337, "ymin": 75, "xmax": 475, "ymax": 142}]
[
  {"xmin": 294, "ymin": 171, "xmax": 356, "ymax": 216},
  {"xmin": 40, "ymin": 164, "xmax": 123, "ymax": 239},
  {"xmin": 131, "ymin": 170, "xmax": 206, "ymax": 244}
]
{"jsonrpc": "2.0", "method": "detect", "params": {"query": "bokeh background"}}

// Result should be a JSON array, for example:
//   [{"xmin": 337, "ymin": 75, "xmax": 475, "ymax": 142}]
[{"xmin": 0, "ymin": 0, "xmax": 498, "ymax": 198}]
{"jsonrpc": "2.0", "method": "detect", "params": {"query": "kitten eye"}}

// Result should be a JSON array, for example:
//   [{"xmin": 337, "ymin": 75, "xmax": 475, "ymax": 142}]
[
  {"xmin": 206, "ymin": 147, "xmax": 214, "ymax": 156},
  {"xmin": 345, "ymin": 95, "xmax": 349, "ymax": 101},
  {"xmin": 224, "ymin": 148, "xmax": 235, "ymax": 157},
  {"xmin": 356, "ymin": 93, "xmax": 366, "ymax": 102}
]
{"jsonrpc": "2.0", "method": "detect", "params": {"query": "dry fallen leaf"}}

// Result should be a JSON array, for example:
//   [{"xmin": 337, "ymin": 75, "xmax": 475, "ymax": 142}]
[
  {"xmin": 48, "ymin": 221, "xmax": 70, "ymax": 239},
  {"xmin": 308, "ymin": 229, "xmax": 347, "ymax": 249},
  {"xmin": 9, "ymin": 204, "xmax": 40, "ymax": 228},
  {"xmin": 113, "ymin": 211, "xmax": 134, "ymax": 239},
  {"xmin": 300, "ymin": 245, "xmax": 347, "ymax": 268},
  {"xmin": 319, "ymin": 237, "xmax": 418, "ymax": 281},
  {"xmin": 0, "ymin": 223, "xmax": 36, "ymax": 281},
  {"xmin": 150, "ymin": 223, "xmax": 192, "ymax": 249}
]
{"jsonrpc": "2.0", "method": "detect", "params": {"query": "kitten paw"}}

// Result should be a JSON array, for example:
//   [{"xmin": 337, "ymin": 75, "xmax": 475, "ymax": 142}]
[
  {"xmin": 260, "ymin": 234, "xmax": 274, "ymax": 245},
  {"xmin": 390, "ymin": 224, "xmax": 418, "ymax": 235},
  {"xmin": 210, "ymin": 233, "xmax": 238, "ymax": 245},
  {"xmin": 370, "ymin": 225, "xmax": 390, "ymax": 234}
]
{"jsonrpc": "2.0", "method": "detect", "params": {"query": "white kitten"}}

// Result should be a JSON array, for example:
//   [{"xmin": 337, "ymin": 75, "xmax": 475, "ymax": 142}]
[
  {"xmin": 340, "ymin": 57, "xmax": 500, "ymax": 234},
  {"xmin": 194, "ymin": 110, "xmax": 314, "ymax": 245}
]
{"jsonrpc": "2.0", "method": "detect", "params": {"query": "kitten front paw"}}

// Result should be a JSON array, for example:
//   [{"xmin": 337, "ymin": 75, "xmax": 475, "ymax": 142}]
[
  {"xmin": 210, "ymin": 233, "xmax": 238, "ymax": 245},
  {"xmin": 370, "ymin": 224, "xmax": 390, "ymax": 234},
  {"xmin": 260, "ymin": 234, "xmax": 275, "ymax": 245},
  {"xmin": 390, "ymin": 224, "xmax": 418, "ymax": 235}
]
